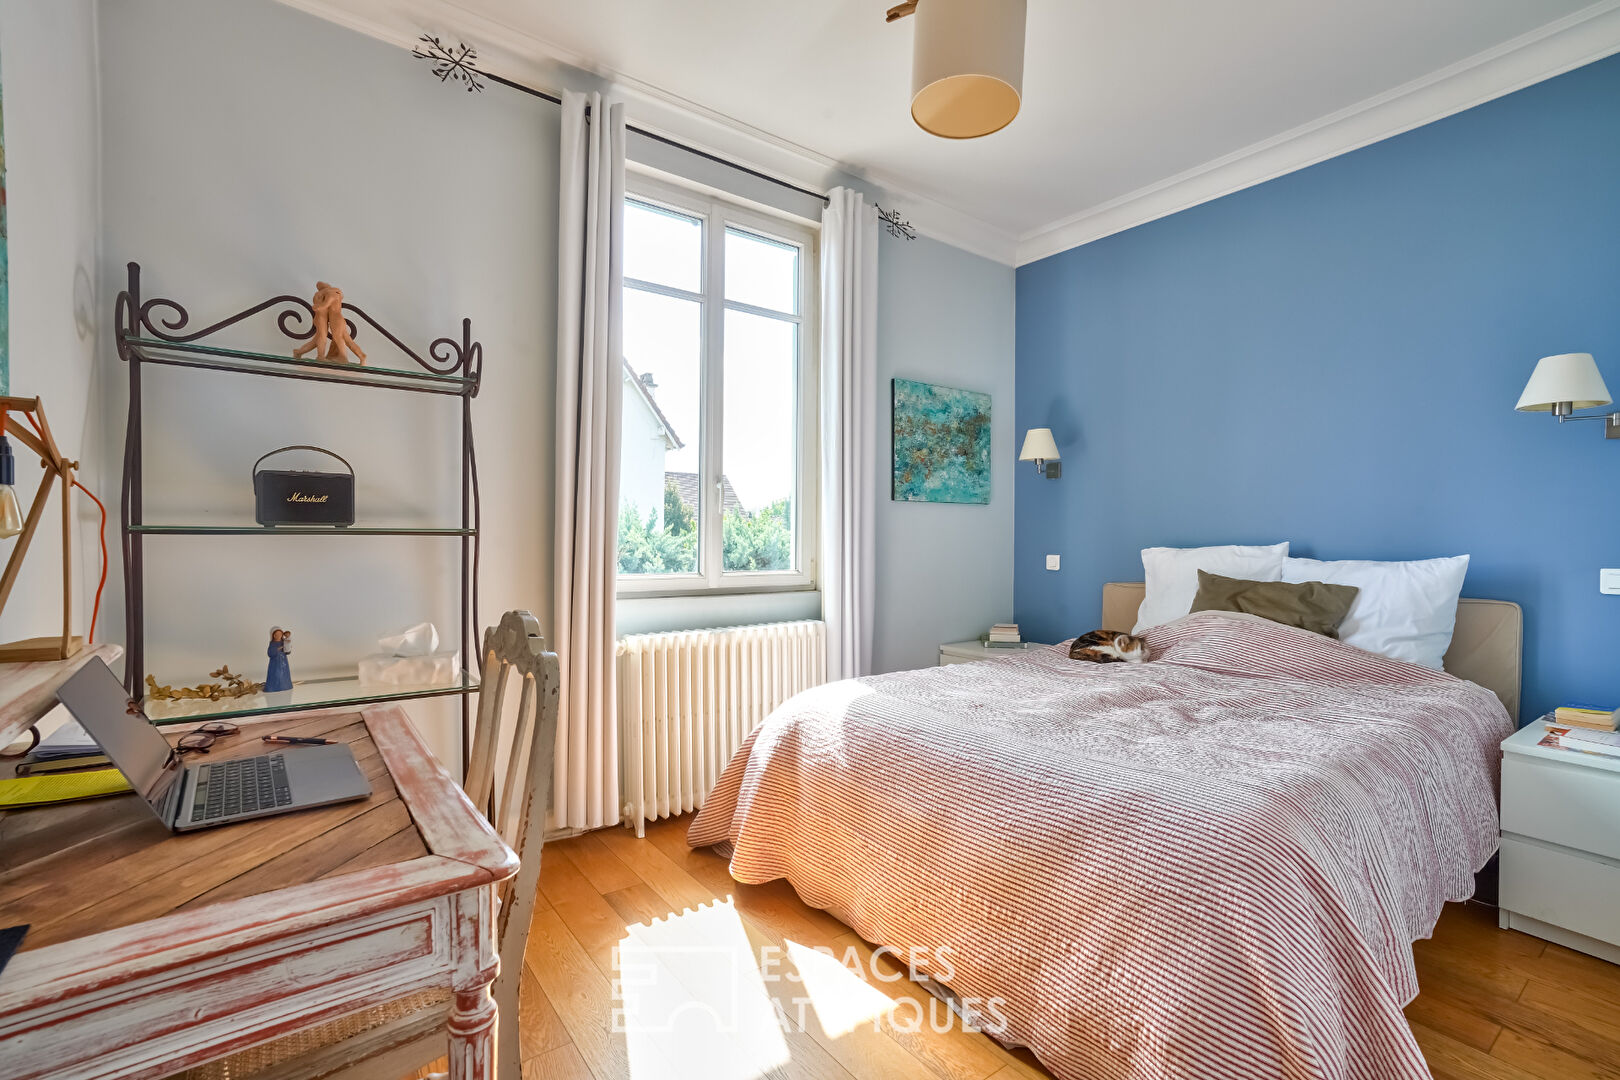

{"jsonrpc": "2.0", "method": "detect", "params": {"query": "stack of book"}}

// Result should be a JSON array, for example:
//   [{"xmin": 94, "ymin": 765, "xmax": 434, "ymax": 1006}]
[
  {"xmin": 1553, "ymin": 704, "xmax": 1618, "ymax": 731},
  {"xmin": 984, "ymin": 623, "xmax": 1023, "ymax": 649}
]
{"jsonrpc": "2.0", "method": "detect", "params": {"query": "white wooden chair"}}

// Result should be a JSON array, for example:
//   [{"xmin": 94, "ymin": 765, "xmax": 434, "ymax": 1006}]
[{"xmin": 176, "ymin": 611, "xmax": 560, "ymax": 1080}]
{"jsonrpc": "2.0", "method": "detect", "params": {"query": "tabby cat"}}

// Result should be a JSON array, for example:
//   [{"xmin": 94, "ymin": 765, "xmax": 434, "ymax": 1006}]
[{"xmin": 1069, "ymin": 630, "xmax": 1149, "ymax": 664}]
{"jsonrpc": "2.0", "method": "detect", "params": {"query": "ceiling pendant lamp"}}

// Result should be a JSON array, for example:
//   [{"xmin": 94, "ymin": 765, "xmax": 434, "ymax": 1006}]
[{"xmin": 890, "ymin": 0, "xmax": 1027, "ymax": 140}]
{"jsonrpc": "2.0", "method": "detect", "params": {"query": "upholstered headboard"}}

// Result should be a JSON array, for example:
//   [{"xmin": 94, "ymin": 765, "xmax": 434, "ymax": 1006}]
[{"xmin": 1100, "ymin": 581, "xmax": 1523, "ymax": 720}]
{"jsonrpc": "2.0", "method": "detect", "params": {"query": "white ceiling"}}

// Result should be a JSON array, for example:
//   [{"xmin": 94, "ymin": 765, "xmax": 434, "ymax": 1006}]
[{"xmin": 286, "ymin": 0, "xmax": 1620, "ymax": 263}]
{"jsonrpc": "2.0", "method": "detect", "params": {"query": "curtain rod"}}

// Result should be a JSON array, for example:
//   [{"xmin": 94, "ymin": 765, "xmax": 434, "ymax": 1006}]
[{"xmin": 414, "ymin": 37, "xmax": 832, "ymax": 207}]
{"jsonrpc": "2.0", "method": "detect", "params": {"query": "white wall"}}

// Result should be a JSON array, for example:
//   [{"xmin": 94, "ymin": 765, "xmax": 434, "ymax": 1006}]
[
  {"xmin": 873, "ymin": 233, "xmax": 1017, "ymax": 673},
  {"xmin": 0, "ymin": 0, "xmax": 103, "ymax": 649},
  {"xmin": 90, "ymin": 0, "xmax": 1014, "ymax": 768},
  {"xmin": 97, "ymin": 0, "xmax": 554, "ymax": 765}
]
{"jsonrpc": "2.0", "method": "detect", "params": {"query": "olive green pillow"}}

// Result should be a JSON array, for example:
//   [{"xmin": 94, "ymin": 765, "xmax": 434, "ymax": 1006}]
[{"xmin": 1189, "ymin": 570, "xmax": 1361, "ymax": 638}]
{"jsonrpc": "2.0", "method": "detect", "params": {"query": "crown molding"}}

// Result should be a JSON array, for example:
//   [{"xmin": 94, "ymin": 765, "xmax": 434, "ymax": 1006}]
[
  {"xmin": 273, "ymin": 0, "xmax": 1021, "ymax": 265},
  {"xmin": 1015, "ymin": 0, "xmax": 1620, "ymax": 266},
  {"xmin": 276, "ymin": 0, "xmax": 1620, "ymax": 270}
]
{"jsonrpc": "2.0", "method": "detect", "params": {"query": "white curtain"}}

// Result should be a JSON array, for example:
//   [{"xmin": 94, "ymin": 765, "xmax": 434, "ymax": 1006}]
[
  {"xmin": 819, "ymin": 187, "xmax": 879, "ymax": 682},
  {"xmin": 553, "ymin": 90, "xmax": 625, "ymax": 831}
]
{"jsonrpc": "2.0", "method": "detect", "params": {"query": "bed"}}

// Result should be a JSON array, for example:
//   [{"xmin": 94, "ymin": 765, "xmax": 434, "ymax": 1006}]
[{"xmin": 687, "ymin": 585, "xmax": 1521, "ymax": 1080}]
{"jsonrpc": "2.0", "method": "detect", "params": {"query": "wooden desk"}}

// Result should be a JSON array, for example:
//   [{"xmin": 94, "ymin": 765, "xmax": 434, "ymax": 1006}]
[{"xmin": 0, "ymin": 704, "xmax": 516, "ymax": 1080}]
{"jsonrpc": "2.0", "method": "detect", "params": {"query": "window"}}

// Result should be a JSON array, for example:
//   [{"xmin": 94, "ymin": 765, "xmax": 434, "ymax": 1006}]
[{"xmin": 617, "ymin": 176, "xmax": 817, "ymax": 595}]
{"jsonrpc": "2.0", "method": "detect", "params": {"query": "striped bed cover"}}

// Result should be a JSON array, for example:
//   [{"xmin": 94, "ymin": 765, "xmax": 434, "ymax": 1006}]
[{"xmin": 688, "ymin": 611, "xmax": 1511, "ymax": 1080}]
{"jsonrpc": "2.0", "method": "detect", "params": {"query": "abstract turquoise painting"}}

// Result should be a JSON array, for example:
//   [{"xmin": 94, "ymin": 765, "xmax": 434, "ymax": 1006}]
[{"xmin": 891, "ymin": 378, "xmax": 991, "ymax": 504}]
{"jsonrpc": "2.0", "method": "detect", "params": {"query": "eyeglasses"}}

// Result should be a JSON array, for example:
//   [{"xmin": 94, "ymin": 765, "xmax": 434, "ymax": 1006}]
[{"xmin": 175, "ymin": 721, "xmax": 240, "ymax": 754}]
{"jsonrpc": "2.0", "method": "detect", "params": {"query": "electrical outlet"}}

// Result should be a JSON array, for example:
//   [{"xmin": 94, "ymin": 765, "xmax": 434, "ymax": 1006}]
[
  {"xmin": 1046, "ymin": 554, "xmax": 1061, "ymax": 571},
  {"xmin": 1602, "ymin": 569, "xmax": 1620, "ymax": 595}
]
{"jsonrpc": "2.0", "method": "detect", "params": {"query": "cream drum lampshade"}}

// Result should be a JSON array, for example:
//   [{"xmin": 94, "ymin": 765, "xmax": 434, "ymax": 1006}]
[
  {"xmin": 1018, "ymin": 427, "xmax": 1059, "ymax": 463},
  {"xmin": 911, "ymin": 0, "xmax": 1027, "ymax": 139},
  {"xmin": 1515, "ymin": 352, "xmax": 1612, "ymax": 412}
]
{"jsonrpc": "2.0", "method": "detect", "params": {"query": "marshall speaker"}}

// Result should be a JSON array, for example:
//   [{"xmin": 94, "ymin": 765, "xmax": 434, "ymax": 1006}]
[{"xmin": 253, "ymin": 445, "xmax": 355, "ymax": 527}]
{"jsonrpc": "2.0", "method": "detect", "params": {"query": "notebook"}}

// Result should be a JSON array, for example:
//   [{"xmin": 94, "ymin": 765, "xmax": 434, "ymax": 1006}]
[{"xmin": 0, "ymin": 768, "xmax": 131, "ymax": 809}]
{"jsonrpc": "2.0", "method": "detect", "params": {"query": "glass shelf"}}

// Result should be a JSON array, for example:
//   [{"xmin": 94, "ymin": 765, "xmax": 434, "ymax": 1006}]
[
  {"xmin": 143, "ymin": 672, "xmax": 478, "ymax": 724},
  {"xmin": 129, "ymin": 524, "xmax": 475, "ymax": 536},
  {"xmin": 123, "ymin": 337, "xmax": 475, "ymax": 396}
]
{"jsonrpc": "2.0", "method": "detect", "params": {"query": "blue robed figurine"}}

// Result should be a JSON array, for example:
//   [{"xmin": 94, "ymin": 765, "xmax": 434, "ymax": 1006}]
[{"xmin": 266, "ymin": 626, "xmax": 293, "ymax": 692}]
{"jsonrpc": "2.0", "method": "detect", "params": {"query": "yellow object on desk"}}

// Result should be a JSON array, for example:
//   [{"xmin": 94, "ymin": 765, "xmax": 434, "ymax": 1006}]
[{"xmin": 0, "ymin": 767, "xmax": 130, "ymax": 809}]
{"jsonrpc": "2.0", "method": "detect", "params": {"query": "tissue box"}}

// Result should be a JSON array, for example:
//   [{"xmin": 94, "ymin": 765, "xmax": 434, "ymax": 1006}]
[{"xmin": 358, "ymin": 650, "xmax": 461, "ymax": 688}]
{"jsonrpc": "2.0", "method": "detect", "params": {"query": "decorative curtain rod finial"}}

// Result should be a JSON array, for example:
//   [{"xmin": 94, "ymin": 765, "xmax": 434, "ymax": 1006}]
[
  {"xmin": 412, "ymin": 34, "xmax": 485, "ymax": 92},
  {"xmin": 875, "ymin": 205, "xmax": 917, "ymax": 241}
]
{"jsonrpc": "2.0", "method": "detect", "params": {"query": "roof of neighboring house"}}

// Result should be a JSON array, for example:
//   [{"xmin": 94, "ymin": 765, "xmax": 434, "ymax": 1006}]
[
  {"xmin": 622, "ymin": 358, "xmax": 683, "ymax": 450},
  {"xmin": 665, "ymin": 472, "xmax": 745, "ymax": 518}
]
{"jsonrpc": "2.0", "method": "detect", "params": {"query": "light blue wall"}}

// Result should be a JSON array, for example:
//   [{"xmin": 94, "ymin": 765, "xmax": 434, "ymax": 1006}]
[
  {"xmin": 877, "ymin": 233, "xmax": 1017, "ymax": 673},
  {"xmin": 1015, "ymin": 54, "xmax": 1620, "ymax": 723}
]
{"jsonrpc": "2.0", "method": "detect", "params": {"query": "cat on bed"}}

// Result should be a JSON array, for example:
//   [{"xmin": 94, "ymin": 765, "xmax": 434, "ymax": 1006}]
[{"xmin": 1069, "ymin": 630, "xmax": 1149, "ymax": 664}]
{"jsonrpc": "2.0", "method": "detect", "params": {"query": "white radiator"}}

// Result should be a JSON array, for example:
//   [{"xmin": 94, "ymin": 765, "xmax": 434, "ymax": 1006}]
[{"xmin": 618, "ymin": 620, "xmax": 827, "ymax": 836}]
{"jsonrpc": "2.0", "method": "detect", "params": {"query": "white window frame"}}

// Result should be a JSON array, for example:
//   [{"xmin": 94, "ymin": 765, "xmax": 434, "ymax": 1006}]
[{"xmin": 616, "ymin": 173, "xmax": 820, "ymax": 598}]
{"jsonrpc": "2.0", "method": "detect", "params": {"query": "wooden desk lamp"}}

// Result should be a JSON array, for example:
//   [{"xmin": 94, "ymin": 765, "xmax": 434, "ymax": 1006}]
[{"xmin": 0, "ymin": 396, "xmax": 84, "ymax": 662}]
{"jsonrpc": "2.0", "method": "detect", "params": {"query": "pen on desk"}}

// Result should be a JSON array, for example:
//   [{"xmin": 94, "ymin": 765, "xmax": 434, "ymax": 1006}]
[{"xmin": 261, "ymin": 735, "xmax": 333, "ymax": 746}]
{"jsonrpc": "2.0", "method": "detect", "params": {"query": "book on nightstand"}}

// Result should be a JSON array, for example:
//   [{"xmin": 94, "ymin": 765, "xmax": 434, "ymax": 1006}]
[
  {"xmin": 1537, "ymin": 722, "xmax": 1620, "ymax": 760},
  {"xmin": 982, "ymin": 623, "xmax": 1024, "ymax": 649},
  {"xmin": 1554, "ymin": 704, "xmax": 1618, "ymax": 731},
  {"xmin": 1561, "ymin": 727, "xmax": 1620, "ymax": 756}
]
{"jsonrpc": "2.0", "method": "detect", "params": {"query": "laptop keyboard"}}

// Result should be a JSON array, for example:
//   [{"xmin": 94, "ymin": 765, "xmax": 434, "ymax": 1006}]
[{"xmin": 190, "ymin": 754, "xmax": 293, "ymax": 823}]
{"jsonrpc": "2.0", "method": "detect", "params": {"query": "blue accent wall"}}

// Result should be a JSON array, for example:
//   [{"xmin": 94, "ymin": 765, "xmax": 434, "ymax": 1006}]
[{"xmin": 1014, "ymin": 54, "xmax": 1620, "ymax": 723}]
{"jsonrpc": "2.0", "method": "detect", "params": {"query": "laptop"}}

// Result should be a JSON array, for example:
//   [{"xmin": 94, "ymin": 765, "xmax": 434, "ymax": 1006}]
[{"xmin": 56, "ymin": 658, "xmax": 371, "ymax": 831}]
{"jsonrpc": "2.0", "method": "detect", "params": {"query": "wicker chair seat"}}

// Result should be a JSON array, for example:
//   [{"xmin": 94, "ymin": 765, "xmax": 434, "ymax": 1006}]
[{"xmin": 172, "ymin": 988, "xmax": 450, "ymax": 1080}]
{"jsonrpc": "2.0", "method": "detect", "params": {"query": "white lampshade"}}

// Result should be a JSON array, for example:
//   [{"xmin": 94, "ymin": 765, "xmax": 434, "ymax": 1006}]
[
  {"xmin": 910, "ymin": 0, "xmax": 1026, "ymax": 140},
  {"xmin": 1516, "ymin": 352, "xmax": 1611, "ymax": 412},
  {"xmin": 1018, "ymin": 427, "xmax": 1059, "ymax": 462}
]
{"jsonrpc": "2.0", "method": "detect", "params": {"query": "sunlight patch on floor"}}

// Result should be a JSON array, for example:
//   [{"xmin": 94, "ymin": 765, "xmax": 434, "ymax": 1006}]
[
  {"xmin": 784, "ymin": 939, "xmax": 900, "ymax": 1038},
  {"xmin": 616, "ymin": 899, "xmax": 792, "ymax": 1080}
]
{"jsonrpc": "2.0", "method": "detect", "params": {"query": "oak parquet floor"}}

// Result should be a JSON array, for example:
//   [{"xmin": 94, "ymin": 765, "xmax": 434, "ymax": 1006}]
[{"xmin": 423, "ymin": 817, "xmax": 1620, "ymax": 1080}]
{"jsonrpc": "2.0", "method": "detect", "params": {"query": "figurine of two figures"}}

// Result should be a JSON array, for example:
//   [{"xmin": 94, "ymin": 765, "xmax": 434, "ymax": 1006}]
[
  {"xmin": 266, "ymin": 627, "xmax": 293, "ymax": 693},
  {"xmin": 291, "ymin": 282, "xmax": 367, "ymax": 365}
]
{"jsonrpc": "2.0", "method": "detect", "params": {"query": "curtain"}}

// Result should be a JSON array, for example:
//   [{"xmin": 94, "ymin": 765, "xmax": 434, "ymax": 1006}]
[
  {"xmin": 819, "ymin": 187, "xmax": 879, "ymax": 682},
  {"xmin": 553, "ymin": 90, "xmax": 625, "ymax": 831}
]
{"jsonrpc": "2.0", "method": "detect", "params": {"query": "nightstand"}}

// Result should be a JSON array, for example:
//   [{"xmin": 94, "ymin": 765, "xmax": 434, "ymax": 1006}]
[
  {"xmin": 1498, "ymin": 719, "xmax": 1620, "ymax": 964},
  {"xmin": 938, "ymin": 640, "xmax": 1048, "ymax": 665}
]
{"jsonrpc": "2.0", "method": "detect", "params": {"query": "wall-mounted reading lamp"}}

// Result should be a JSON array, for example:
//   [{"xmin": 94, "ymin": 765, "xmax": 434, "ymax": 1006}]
[
  {"xmin": 1019, "ymin": 427, "xmax": 1061, "ymax": 478},
  {"xmin": 1515, "ymin": 352, "xmax": 1619, "ymax": 439}
]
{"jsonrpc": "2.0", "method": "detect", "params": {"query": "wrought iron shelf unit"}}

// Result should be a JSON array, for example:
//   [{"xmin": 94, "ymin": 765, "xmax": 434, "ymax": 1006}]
[{"xmin": 116, "ymin": 262, "xmax": 483, "ymax": 750}]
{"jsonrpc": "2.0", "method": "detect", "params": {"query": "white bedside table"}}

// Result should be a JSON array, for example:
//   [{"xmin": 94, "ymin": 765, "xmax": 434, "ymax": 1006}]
[
  {"xmin": 1498, "ymin": 719, "xmax": 1620, "ymax": 964},
  {"xmin": 939, "ymin": 640, "xmax": 1049, "ymax": 665}
]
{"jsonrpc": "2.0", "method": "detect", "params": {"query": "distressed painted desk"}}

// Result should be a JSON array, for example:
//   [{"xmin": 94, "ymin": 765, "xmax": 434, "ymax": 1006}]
[{"xmin": 0, "ymin": 704, "xmax": 515, "ymax": 1080}]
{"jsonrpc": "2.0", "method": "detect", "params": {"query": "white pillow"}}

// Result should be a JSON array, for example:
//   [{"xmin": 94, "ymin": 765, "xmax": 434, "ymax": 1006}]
[
  {"xmin": 1134, "ymin": 543, "xmax": 1290, "ymax": 633},
  {"xmin": 1281, "ymin": 555, "xmax": 1469, "ymax": 670}
]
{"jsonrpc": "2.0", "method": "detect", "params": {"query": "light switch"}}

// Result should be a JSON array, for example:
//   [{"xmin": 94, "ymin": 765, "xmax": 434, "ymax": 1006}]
[
  {"xmin": 1046, "ymin": 554, "xmax": 1061, "ymax": 571},
  {"xmin": 1602, "ymin": 569, "xmax": 1620, "ymax": 595}
]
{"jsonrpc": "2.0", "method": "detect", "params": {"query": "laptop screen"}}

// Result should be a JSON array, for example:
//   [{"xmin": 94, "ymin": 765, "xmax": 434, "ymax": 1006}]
[{"xmin": 56, "ymin": 657, "xmax": 182, "ymax": 820}]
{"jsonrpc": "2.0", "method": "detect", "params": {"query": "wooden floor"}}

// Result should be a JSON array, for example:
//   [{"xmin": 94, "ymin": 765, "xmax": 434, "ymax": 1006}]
[{"xmin": 476, "ymin": 816, "xmax": 1620, "ymax": 1080}]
